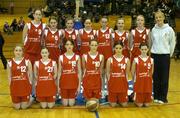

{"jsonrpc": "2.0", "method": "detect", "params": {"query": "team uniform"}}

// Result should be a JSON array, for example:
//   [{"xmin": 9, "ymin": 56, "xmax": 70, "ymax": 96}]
[
  {"xmin": 82, "ymin": 52, "xmax": 103, "ymax": 99},
  {"xmin": 113, "ymin": 30, "xmax": 130, "ymax": 58},
  {"xmin": 35, "ymin": 59, "xmax": 57, "ymax": 102},
  {"xmin": 59, "ymin": 53, "xmax": 80, "ymax": 99},
  {"xmin": 8, "ymin": 58, "xmax": 32, "ymax": 103},
  {"xmin": 62, "ymin": 29, "xmax": 79, "ymax": 54},
  {"xmin": 108, "ymin": 56, "xmax": 129, "ymax": 103},
  {"xmin": 44, "ymin": 28, "xmax": 62, "ymax": 62},
  {"xmin": 79, "ymin": 29, "xmax": 96, "ymax": 56},
  {"xmin": 133, "ymin": 56, "xmax": 153, "ymax": 103},
  {"xmin": 131, "ymin": 28, "xmax": 150, "ymax": 63},
  {"xmin": 24, "ymin": 21, "xmax": 46, "ymax": 65},
  {"xmin": 97, "ymin": 27, "xmax": 113, "ymax": 61}
]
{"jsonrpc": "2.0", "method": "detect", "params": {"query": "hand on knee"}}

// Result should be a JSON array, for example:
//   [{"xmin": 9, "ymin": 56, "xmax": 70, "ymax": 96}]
[
  {"xmin": 120, "ymin": 102, "xmax": 128, "ymax": 107},
  {"xmin": 110, "ymin": 103, "xmax": 117, "ymax": 107},
  {"xmin": 40, "ymin": 102, "xmax": 48, "ymax": 109},
  {"xmin": 13, "ymin": 103, "xmax": 21, "ymax": 110},
  {"xmin": 69, "ymin": 99, "xmax": 75, "ymax": 106},
  {"xmin": 135, "ymin": 102, "xmax": 143, "ymax": 107}
]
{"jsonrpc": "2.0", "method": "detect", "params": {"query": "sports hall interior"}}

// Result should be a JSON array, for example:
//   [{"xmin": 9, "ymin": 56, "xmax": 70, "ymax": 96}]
[{"xmin": 0, "ymin": 0, "xmax": 180, "ymax": 118}]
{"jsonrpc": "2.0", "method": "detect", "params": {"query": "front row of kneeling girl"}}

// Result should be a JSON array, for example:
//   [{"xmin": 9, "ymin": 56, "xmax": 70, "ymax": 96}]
[{"xmin": 7, "ymin": 39, "xmax": 153, "ymax": 109}]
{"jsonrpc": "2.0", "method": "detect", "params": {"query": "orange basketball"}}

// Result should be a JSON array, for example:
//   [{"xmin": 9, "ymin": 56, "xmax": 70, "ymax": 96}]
[{"xmin": 85, "ymin": 98, "xmax": 99, "ymax": 112}]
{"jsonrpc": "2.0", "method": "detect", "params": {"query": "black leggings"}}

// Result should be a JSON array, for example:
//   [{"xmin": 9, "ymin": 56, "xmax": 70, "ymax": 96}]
[{"xmin": 151, "ymin": 54, "xmax": 170, "ymax": 102}]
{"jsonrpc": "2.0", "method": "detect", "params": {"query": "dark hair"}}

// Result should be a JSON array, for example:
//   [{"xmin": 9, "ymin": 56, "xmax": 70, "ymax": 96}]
[
  {"xmin": 89, "ymin": 39, "xmax": 98, "ymax": 45},
  {"xmin": 33, "ymin": 8, "xmax": 42, "ymax": 14},
  {"xmin": 49, "ymin": 15, "xmax": 58, "ymax": 22},
  {"xmin": 65, "ymin": 17, "xmax": 74, "ymax": 23},
  {"xmin": 41, "ymin": 46, "xmax": 49, "ymax": 51},
  {"xmin": 65, "ymin": 39, "xmax": 74, "ymax": 46},
  {"xmin": 114, "ymin": 41, "xmax": 124, "ymax": 47},
  {"xmin": 139, "ymin": 42, "xmax": 149, "ymax": 48},
  {"xmin": 114, "ymin": 17, "xmax": 125, "ymax": 30}
]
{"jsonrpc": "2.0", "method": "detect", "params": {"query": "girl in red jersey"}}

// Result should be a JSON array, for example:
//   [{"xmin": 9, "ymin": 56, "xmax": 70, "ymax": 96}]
[
  {"xmin": 106, "ymin": 41, "xmax": 130, "ymax": 107},
  {"xmin": 23, "ymin": 8, "xmax": 46, "ymax": 65},
  {"xmin": 82, "ymin": 39, "xmax": 104, "ymax": 100},
  {"xmin": 79, "ymin": 18, "xmax": 96, "ymax": 55},
  {"xmin": 61, "ymin": 17, "xmax": 79, "ymax": 54},
  {"xmin": 34, "ymin": 47, "xmax": 57, "ymax": 109},
  {"xmin": 7, "ymin": 45, "xmax": 33, "ymax": 110},
  {"xmin": 131, "ymin": 43, "xmax": 154, "ymax": 107},
  {"xmin": 96, "ymin": 16, "xmax": 113, "ymax": 62},
  {"xmin": 58, "ymin": 39, "xmax": 82, "ymax": 106},
  {"xmin": 130, "ymin": 15, "xmax": 150, "ymax": 66},
  {"xmin": 43, "ymin": 16, "xmax": 63, "ymax": 62},
  {"xmin": 113, "ymin": 18, "xmax": 130, "ymax": 58}
]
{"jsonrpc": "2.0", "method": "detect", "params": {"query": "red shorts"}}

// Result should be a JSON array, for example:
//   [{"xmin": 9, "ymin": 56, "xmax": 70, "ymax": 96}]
[
  {"xmin": 108, "ymin": 92, "xmax": 128, "ymax": 103},
  {"xmin": 134, "ymin": 93, "xmax": 152, "ymax": 103},
  {"xmin": 11, "ymin": 95, "xmax": 30, "ymax": 103},
  {"xmin": 83, "ymin": 89, "xmax": 101, "ymax": 99},
  {"xmin": 37, "ymin": 96, "xmax": 56, "ymax": 102},
  {"xmin": 60, "ymin": 89, "xmax": 77, "ymax": 99},
  {"xmin": 24, "ymin": 53, "xmax": 40, "ymax": 65}
]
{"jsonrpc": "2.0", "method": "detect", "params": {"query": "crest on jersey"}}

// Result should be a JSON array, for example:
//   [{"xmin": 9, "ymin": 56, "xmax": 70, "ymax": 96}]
[
  {"xmin": 72, "ymin": 35, "xmax": 76, "ymax": 40},
  {"xmin": 38, "ymin": 29, "xmax": 42, "ymax": 35},
  {"xmin": 55, "ymin": 35, "xmax": 58, "ymax": 41},
  {"xmin": 71, "ymin": 61, "xmax": 76, "ymax": 67}
]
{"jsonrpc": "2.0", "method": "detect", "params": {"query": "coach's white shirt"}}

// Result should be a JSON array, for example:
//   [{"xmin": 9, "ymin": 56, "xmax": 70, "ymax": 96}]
[{"xmin": 150, "ymin": 23, "xmax": 176, "ymax": 57}]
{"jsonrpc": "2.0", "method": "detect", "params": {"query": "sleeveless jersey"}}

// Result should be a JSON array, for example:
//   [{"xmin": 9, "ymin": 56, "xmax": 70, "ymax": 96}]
[
  {"xmin": 114, "ymin": 30, "xmax": 130, "ymax": 58},
  {"xmin": 131, "ymin": 28, "xmax": 149, "ymax": 57},
  {"xmin": 82, "ymin": 52, "xmax": 103, "ymax": 89},
  {"xmin": 44, "ymin": 28, "xmax": 61, "ymax": 62},
  {"xmin": 134, "ymin": 56, "xmax": 153, "ymax": 93},
  {"xmin": 97, "ymin": 28, "xmax": 113, "ymax": 60},
  {"xmin": 79, "ymin": 29, "xmax": 96, "ymax": 55},
  {"xmin": 9, "ymin": 58, "xmax": 31, "ymax": 96},
  {"xmin": 108, "ymin": 56, "xmax": 128, "ymax": 93},
  {"xmin": 63, "ymin": 29, "xmax": 79, "ymax": 53},
  {"xmin": 35, "ymin": 59, "xmax": 57, "ymax": 97},
  {"xmin": 59, "ymin": 54, "xmax": 79, "ymax": 89},
  {"xmin": 24, "ymin": 22, "xmax": 45, "ymax": 55}
]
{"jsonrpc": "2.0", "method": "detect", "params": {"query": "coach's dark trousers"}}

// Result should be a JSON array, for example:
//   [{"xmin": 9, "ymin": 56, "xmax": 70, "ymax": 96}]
[
  {"xmin": 0, "ymin": 46, "xmax": 7, "ymax": 69},
  {"xmin": 151, "ymin": 54, "xmax": 170, "ymax": 102}
]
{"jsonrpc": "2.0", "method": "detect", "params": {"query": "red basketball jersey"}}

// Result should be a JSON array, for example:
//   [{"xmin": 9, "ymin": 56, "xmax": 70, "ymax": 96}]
[
  {"xmin": 9, "ymin": 58, "xmax": 31, "ymax": 96},
  {"xmin": 114, "ymin": 30, "xmax": 130, "ymax": 58},
  {"xmin": 108, "ymin": 56, "xmax": 128, "ymax": 93},
  {"xmin": 82, "ymin": 52, "xmax": 103, "ymax": 89},
  {"xmin": 35, "ymin": 59, "xmax": 57, "ymax": 97},
  {"xmin": 59, "ymin": 54, "xmax": 79, "ymax": 89},
  {"xmin": 63, "ymin": 29, "xmax": 79, "ymax": 53},
  {"xmin": 131, "ymin": 28, "xmax": 149, "ymax": 57},
  {"xmin": 97, "ymin": 28, "xmax": 113, "ymax": 60},
  {"xmin": 79, "ymin": 29, "xmax": 96, "ymax": 55},
  {"xmin": 44, "ymin": 28, "xmax": 61, "ymax": 62},
  {"xmin": 24, "ymin": 22, "xmax": 45, "ymax": 55},
  {"xmin": 134, "ymin": 56, "xmax": 153, "ymax": 93}
]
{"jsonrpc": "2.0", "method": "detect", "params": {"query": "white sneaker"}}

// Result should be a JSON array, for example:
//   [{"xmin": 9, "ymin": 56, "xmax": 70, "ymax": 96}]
[
  {"xmin": 154, "ymin": 99, "xmax": 159, "ymax": 103},
  {"xmin": 158, "ymin": 100, "xmax": 164, "ymax": 104}
]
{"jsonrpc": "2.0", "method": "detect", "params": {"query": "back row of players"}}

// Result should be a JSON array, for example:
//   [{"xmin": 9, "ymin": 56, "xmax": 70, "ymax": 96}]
[{"xmin": 7, "ymin": 9, "xmax": 172, "ymax": 109}]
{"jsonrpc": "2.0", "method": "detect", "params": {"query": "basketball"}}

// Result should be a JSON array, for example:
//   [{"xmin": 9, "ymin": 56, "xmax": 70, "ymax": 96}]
[{"xmin": 85, "ymin": 98, "xmax": 99, "ymax": 112}]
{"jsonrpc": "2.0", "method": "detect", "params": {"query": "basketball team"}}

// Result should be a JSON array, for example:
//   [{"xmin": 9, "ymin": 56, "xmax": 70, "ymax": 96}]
[{"xmin": 7, "ymin": 8, "xmax": 176, "ymax": 110}]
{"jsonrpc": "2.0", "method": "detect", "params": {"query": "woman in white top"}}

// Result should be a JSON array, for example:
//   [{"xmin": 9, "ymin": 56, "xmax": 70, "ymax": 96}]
[{"xmin": 151, "ymin": 10, "xmax": 176, "ymax": 104}]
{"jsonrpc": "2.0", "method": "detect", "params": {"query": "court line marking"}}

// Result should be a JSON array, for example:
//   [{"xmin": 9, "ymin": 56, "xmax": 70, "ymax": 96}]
[
  {"xmin": 0, "ymin": 103, "xmax": 180, "ymax": 109},
  {"xmin": 95, "ymin": 111, "xmax": 100, "ymax": 118}
]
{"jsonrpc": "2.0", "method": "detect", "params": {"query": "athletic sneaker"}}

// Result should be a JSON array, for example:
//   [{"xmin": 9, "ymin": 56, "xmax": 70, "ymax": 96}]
[
  {"xmin": 158, "ymin": 100, "xmax": 164, "ymax": 104},
  {"xmin": 154, "ymin": 99, "xmax": 159, "ymax": 103}
]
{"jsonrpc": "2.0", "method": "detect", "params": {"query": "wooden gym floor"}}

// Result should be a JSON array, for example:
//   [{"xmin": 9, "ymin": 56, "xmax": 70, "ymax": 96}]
[{"xmin": 0, "ymin": 14, "xmax": 180, "ymax": 118}]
